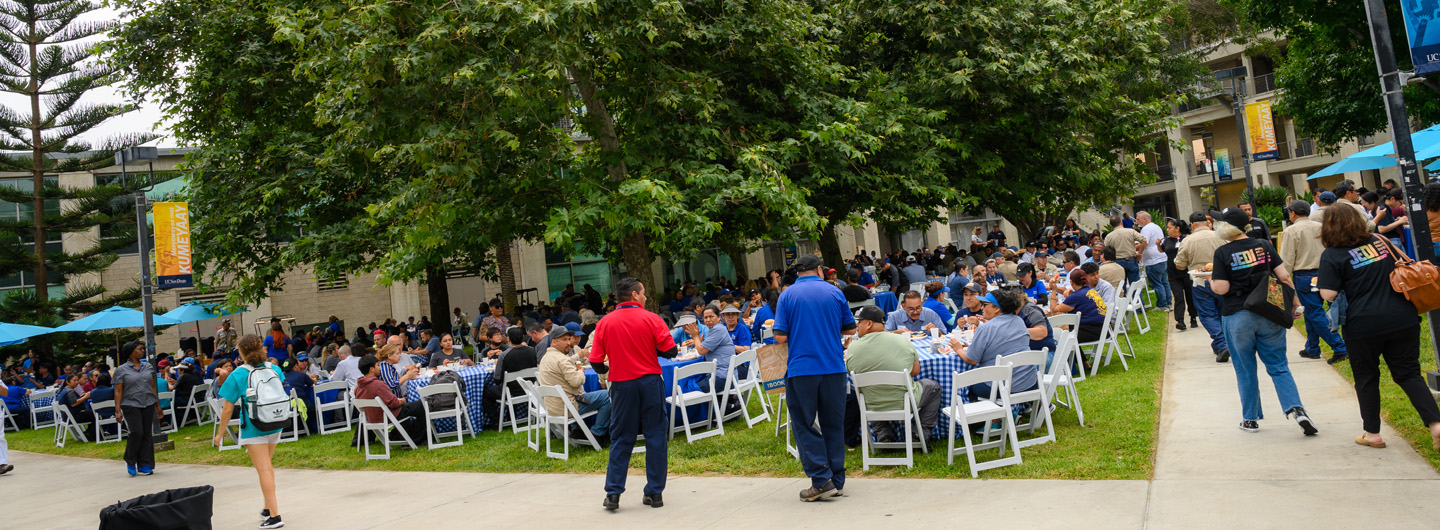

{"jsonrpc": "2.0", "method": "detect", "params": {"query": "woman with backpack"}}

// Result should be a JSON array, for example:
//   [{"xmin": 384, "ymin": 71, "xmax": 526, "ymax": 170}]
[{"xmin": 215, "ymin": 334, "xmax": 288, "ymax": 529}]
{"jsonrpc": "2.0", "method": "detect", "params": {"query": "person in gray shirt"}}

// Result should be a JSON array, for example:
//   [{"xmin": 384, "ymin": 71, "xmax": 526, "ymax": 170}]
[
  {"xmin": 427, "ymin": 333, "xmax": 474, "ymax": 367},
  {"xmin": 951, "ymin": 290, "xmax": 1037, "ymax": 401},
  {"xmin": 113, "ymin": 341, "xmax": 162, "ymax": 476},
  {"xmin": 901, "ymin": 255, "xmax": 928, "ymax": 286}
]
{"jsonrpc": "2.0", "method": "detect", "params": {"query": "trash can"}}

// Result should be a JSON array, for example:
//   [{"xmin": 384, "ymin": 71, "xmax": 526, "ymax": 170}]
[{"xmin": 99, "ymin": 485, "xmax": 213, "ymax": 530}]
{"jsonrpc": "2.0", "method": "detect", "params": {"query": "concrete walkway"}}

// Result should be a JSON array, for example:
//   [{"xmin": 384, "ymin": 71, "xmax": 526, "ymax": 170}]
[{"xmin": 5, "ymin": 319, "xmax": 1439, "ymax": 529}]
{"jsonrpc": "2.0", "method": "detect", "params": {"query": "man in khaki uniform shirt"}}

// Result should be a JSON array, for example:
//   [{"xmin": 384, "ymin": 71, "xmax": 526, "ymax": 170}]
[
  {"xmin": 1104, "ymin": 216, "xmax": 1147, "ymax": 287},
  {"xmin": 536, "ymin": 328, "xmax": 612, "ymax": 440},
  {"xmin": 1174, "ymin": 211, "xmax": 1230, "ymax": 361},
  {"xmin": 1279, "ymin": 201, "xmax": 1346, "ymax": 360},
  {"xmin": 1097, "ymin": 247, "xmax": 1127, "ymax": 291}
]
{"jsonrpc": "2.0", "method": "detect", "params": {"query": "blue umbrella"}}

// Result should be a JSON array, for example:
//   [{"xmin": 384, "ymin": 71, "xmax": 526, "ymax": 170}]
[
  {"xmin": 1306, "ymin": 155, "xmax": 1397, "ymax": 180},
  {"xmin": 1351, "ymin": 124, "xmax": 1440, "ymax": 157},
  {"xmin": 159, "ymin": 301, "xmax": 243, "ymax": 324},
  {"xmin": 0, "ymin": 322, "xmax": 54, "ymax": 346},
  {"xmin": 1307, "ymin": 124, "xmax": 1440, "ymax": 180},
  {"xmin": 53, "ymin": 306, "xmax": 179, "ymax": 332}
]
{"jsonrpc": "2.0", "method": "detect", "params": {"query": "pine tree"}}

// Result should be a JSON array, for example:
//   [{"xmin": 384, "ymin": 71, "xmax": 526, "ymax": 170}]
[{"xmin": 0, "ymin": 1, "xmax": 155, "ymax": 360}]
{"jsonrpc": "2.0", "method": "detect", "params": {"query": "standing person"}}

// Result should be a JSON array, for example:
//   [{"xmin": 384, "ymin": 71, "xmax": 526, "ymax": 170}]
[
  {"xmin": 1137, "ymin": 212, "xmax": 1172, "ymax": 310},
  {"xmin": 1103, "ymin": 215, "xmax": 1146, "ymax": 287},
  {"xmin": 214, "ymin": 334, "xmax": 287, "ymax": 529},
  {"xmin": 1209, "ymin": 207, "xmax": 1315, "ymax": 436},
  {"xmin": 588, "ymin": 277, "xmax": 678, "ymax": 511},
  {"xmin": 216, "ymin": 318, "xmax": 239, "ymax": 355},
  {"xmin": 263, "ymin": 317, "xmax": 291, "ymax": 362},
  {"xmin": 1316, "ymin": 204, "xmax": 1440, "ymax": 451},
  {"xmin": 0, "ymin": 383, "xmax": 10, "ymax": 474},
  {"xmin": 1279, "ymin": 200, "xmax": 1347, "ymax": 363},
  {"xmin": 113, "ymin": 341, "xmax": 162, "ymax": 477},
  {"xmin": 773, "ymin": 254, "xmax": 857, "ymax": 501},
  {"xmin": 1175, "ymin": 211, "xmax": 1230, "ymax": 362},
  {"xmin": 1162, "ymin": 218, "xmax": 1198, "ymax": 331}
]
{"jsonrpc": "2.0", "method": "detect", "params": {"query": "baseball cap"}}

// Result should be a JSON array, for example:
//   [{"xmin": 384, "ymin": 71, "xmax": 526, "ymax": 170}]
[
  {"xmin": 720, "ymin": 305, "xmax": 741, "ymax": 315},
  {"xmin": 962, "ymin": 283, "xmax": 985, "ymax": 294},
  {"xmin": 979, "ymin": 293, "xmax": 1000, "ymax": 307},
  {"xmin": 547, "ymin": 325, "xmax": 570, "ymax": 341},
  {"xmin": 1016, "ymin": 263, "xmax": 1036, "ymax": 276},
  {"xmin": 905, "ymin": 254, "xmax": 917, "ymax": 262},
  {"xmin": 1286, "ymin": 200, "xmax": 1311, "ymax": 216},
  {"xmin": 855, "ymin": 305, "xmax": 886, "ymax": 324},
  {"xmin": 794, "ymin": 254, "xmax": 824, "ymax": 270},
  {"xmin": 1220, "ymin": 206, "xmax": 1250, "ymax": 229},
  {"xmin": 181, "ymin": 357, "xmax": 195, "ymax": 365},
  {"xmin": 563, "ymin": 322, "xmax": 584, "ymax": 336},
  {"xmin": 1318, "ymin": 191, "xmax": 1337, "ymax": 204},
  {"xmin": 1188, "ymin": 211, "xmax": 1209, "ymax": 224}
]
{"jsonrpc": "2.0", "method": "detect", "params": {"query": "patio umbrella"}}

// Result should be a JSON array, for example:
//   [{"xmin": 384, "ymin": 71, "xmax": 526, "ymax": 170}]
[
  {"xmin": 53, "ymin": 306, "xmax": 180, "ymax": 365},
  {"xmin": 1305, "ymin": 155, "xmax": 1396, "ymax": 180},
  {"xmin": 1306, "ymin": 124, "xmax": 1440, "ymax": 180},
  {"xmin": 0, "ymin": 321, "xmax": 54, "ymax": 347},
  {"xmin": 159, "ymin": 302, "xmax": 245, "ymax": 353}
]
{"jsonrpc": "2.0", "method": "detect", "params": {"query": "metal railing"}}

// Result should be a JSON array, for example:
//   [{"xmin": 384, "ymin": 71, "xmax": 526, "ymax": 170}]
[
  {"xmin": 1152, "ymin": 164, "xmax": 1174, "ymax": 181},
  {"xmin": 1252, "ymin": 73, "xmax": 1276, "ymax": 94},
  {"xmin": 1293, "ymin": 138, "xmax": 1316, "ymax": 158}
]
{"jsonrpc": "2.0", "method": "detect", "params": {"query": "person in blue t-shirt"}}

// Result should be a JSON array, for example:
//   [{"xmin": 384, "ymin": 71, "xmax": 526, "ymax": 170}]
[
  {"xmin": 215, "ymin": 334, "xmax": 287, "ymax": 528},
  {"xmin": 1050, "ymin": 270, "xmax": 1107, "ymax": 343},
  {"xmin": 773, "ymin": 255, "xmax": 856, "ymax": 501},
  {"xmin": 749, "ymin": 291, "xmax": 779, "ymax": 345},
  {"xmin": 922, "ymin": 281, "xmax": 956, "ymax": 332},
  {"xmin": 685, "ymin": 306, "xmax": 735, "ymax": 395},
  {"xmin": 954, "ymin": 283, "xmax": 985, "ymax": 327},
  {"xmin": 1017, "ymin": 262, "xmax": 1049, "ymax": 306}
]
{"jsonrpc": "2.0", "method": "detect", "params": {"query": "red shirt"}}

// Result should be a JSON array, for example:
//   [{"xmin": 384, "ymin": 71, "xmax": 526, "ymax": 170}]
[{"xmin": 588, "ymin": 303, "xmax": 676, "ymax": 382}]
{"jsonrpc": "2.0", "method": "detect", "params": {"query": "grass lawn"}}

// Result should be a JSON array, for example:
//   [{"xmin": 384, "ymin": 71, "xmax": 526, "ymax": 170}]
[
  {"xmin": 8, "ymin": 321, "xmax": 1167, "ymax": 480},
  {"xmin": 1298, "ymin": 317, "xmax": 1440, "ymax": 471}
]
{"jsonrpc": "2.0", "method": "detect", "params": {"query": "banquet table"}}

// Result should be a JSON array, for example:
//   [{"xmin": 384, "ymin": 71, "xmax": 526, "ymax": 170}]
[
  {"xmin": 872, "ymin": 291, "xmax": 898, "ymax": 314},
  {"xmin": 910, "ymin": 336, "xmax": 975, "ymax": 439}
]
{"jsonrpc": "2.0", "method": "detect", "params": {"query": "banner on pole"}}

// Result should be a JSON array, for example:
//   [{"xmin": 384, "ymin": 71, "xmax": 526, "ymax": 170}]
[
  {"xmin": 1216, "ymin": 148, "xmax": 1232, "ymax": 180},
  {"xmin": 153, "ymin": 202, "xmax": 193, "ymax": 289},
  {"xmin": 1401, "ymin": 1, "xmax": 1440, "ymax": 75},
  {"xmin": 1246, "ymin": 101, "xmax": 1280, "ymax": 161}
]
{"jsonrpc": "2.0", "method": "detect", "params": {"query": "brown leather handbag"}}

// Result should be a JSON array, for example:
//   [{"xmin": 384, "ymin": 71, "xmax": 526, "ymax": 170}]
[{"xmin": 1376, "ymin": 236, "xmax": 1440, "ymax": 313}]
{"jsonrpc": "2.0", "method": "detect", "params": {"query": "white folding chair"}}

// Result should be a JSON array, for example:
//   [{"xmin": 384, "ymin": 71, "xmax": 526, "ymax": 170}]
[
  {"xmin": 909, "ymin": 282, "xmax": 928, "ymax": 295},
  {"xmin": 1125, "ymin": 280, "xmax": 1152, "ymax": 335},
  {"xmin": 944, "ymin": 365, "xmax": 1022, "ymax": 477},
  {"xmin": 418, "ymin": 382, "xmax": 475, "ymax": 449},
  {"xmin": 210, "ymin": 398, "xmax": 241, "ymax": 451},
  {"xmin": 771, "ymin": 392, "xmax": 798, "ymax": 459},
  {"xmin": 997, "ymin": 350, "xmax": 1055, "ymax": 448},
  {"xmin": 497, "ymin": 367, "xmax": 538, "ymax": 433},
  {"xmin": 28, "ymin": 389, "xmax": 56, "ymax": 430},
  {"xmin": 1, "ymin": 405, "xmax": 18, "ymax": 432},
  {"xmin": 517, "ymin": 379, "xmax": 544, "ymax": 452},
  {"xmin": 156, "ymin": 391, "xmax": 178, "ymax": 434},
  {"xmin": 1075, "ymin": 305, "xmax": 1121, "ymax": 378},
  {"xmin": 530, "ymin": 383, "xmax": 601, "ymax": 460},
  {"xmin": 53, "ymin": 406, "xmax": 89, "ymax": 447},
  {"xmin": 1043, "ymin": 329, "xmax": 1085, "ymax": 426},
  {"xmin": 279, "ymin": 389, "xmax": 309, "ymax": 443},
  {"xmin": 313, "ymin": 381, "xmax": 352, "ymax": 435},
  {"xmin": 666, "ymin": 361, "xmax": 724, "ymax": 442},
  {"xmin": 1047, "ymin": 313, "xmax": 1085, "ymax": 383},
  {"xmin": 720, "ymin": 351, "xmax": 771, "ymax": 428},
  {"xmin": 353, "ymin": 397, "xmax": 417, "ymax": 460},
  {"xmin": 90, "ymin": 400, "xmax": 123, "ymax": 443},
  {"xmin": 178, "ymin": 383, "xmax": 213, "ymax": 427},
  {"xmin": 852, "ymin": 370, "xmax": 928, "ymax": 470}
]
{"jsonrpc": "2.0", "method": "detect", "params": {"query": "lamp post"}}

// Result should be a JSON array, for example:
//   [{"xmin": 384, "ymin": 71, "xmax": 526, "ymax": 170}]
[
  {"xmin": 1214, "ymin": 67, "xmax": 1258, "ymax": 212},
  {"xmin": 115, "ymin": 146, "xmax": 159, "ymax": 360}
]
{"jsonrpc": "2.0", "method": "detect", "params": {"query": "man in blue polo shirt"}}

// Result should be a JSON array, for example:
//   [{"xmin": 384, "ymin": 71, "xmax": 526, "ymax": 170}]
[{"xmin": 774, "ymin": 254, "xmax": 857, "ymax": 501}]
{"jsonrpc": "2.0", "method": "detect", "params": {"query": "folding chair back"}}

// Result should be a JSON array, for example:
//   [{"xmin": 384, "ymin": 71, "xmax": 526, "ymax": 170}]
[
  {"xmin": 156, "ymin": 391, "xmax": 178, "ymax": 434},
  {"xmin": 997, "ymin": 349, "xmax": 1055, "ymax": 448},
  {"xmin": 667, "ymin": 360, "xmax": 724, "ymax": 442},
  {"xmin": 944, "ymin": 365, "xmax": 1022, "ymax": 477},
  {"xmin": 90, "ymin": 399, "xmax": 123, "ymax": 443},
  {"xmin": 720, "ymin": 350, "xmax": 771, "ymax": 427},
  {"xmin": 1125, "ymin": 280, "xmax": 1152, "ymax": 334},
  {"xmin": 52, "ymin": 406, "xmax": 91, "ymax": 447},
  {"xmin": 852, "ymin": 370, "xmax": 927, "ymax": 469},
  {"xmin": 28, "ymin": 389, "xmax": 56, "ymax": 430},
  {"xmin": 530, "ymin": 383, "xmax": 600, "ymax": 460},
  {"xmin": 210, "ymin": 398, "xmax": 241, "ymax": 451},
  {"xmin": 516, "ymin": 379, "xmax": 543, "ymax": 452},
  {"xmin": 353, "ymin": 397, "xmax": 416, "ymax": 460},
  {"xmin": 1043, "ymin": 331, "xmax": 1085, "ymax": 426},
  {"xmin": 313, "ymin": 381, "xmax": 352, "ymax": 435},
  {"xmin": 180, "ymin": 383, "xmax": 213, "ymax": 427},
  {"xmin": 418, "ymin": 382, "xmax": 474, "ymax": 449},
  {"xmin": 498, "ymin": 367, "xmax": 538, "ymax": 433}
]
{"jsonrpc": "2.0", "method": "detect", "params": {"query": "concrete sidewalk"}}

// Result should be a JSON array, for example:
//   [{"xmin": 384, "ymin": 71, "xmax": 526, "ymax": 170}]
[{"xmin": 5, "ymin": 318, "xmax": 1439, "ymax": 529}]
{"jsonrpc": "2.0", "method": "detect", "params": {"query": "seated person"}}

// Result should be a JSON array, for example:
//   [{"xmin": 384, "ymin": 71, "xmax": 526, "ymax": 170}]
[
  {"xmin": 720, "ymin": 305, "xmax": 753, "ymax": 354},
  {"xmin": 171, "ymin": 358, "xmax": 205, "ymax": 412},
  {"xmin": 1017, "ymin": 295, "xmax": 1058, "ymax": 369},
  {"xmin": 283, "ymin": 356, "xmax": 317, "ymax": 434},
  {"xmin": 1096, "ymin": 246, "xmax": 1126, "ymax": 290},
  {"xmin": 884, "ymin": 291, "xmax": 946, "ymax": 333},
  {"xmin": 955, "ymin": 283, "xmax": 985, "ymax": 326},
  {"xmin": 480, "ymin": 327, "xmax": 508, "ymax": 360},
  {"xmin": 87, "ymin": 372, "xmax": 117, "ymax": 428},
  {"xmin": 483, "ymin": 327, "xmax": 539, "ymax": 429},
  {"xmin": 671, "ymin": 313, "xmax": 706, "ymax": 345},
  {"xmin": 536, "ymin": 327, "xmax": 611, "ymax": 442},
  {"xmin": 949, "ymin": 290, "xmax": 1038, "ymax": 400},
  {"xmin": 841, "ymin": 270, "xmax": 873, "ymax": 303},
  {"xmin": 1049, "ymin": 270, "xmax": 1107, "ymax": 343},
  {"xmin": 1016, "ymin": 262, "xmax": 1049, "ymax": 306},
  {"xmin": 353, "ymin": 354, "xmax": 427, "ymax": 443},
  {"xmin": 922, "ymin": 281, "xmax": 957, "ymax": 332},
  {"xmin": 970, "ymin": 264, "xmax": 991, "ymax": 293},
  {"xmin": 683, "ymin": 306, "xmax": 735, "ymax": 398},
  {"xmin": 374, "ymin": 344, "xmax": 419, "ymax": 396},
  {"xmin": 1080, "ymin": 261, "xmax": 1118, "ymax": 307},
  {"xmin": 427, "ymin": 333, "xmax": 473, "ymax": 367},
  {"xmin": 411, "ymin": 329, "xmax": 440, "ymax": 359},
  {"xmin": 57, "ymin": 372, "xmax": 94, "ymax": 426},
  {"xmin": 846, "ymin": 306, "xmax": 942, "ymax": 443},
  {"xmin": 2, "ymin": 373, "xmax": 30, "ymax": 428}
]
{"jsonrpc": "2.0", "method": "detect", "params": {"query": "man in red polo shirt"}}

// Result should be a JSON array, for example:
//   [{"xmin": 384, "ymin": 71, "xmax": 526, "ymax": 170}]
[{"xmin": 589, "ymin": 277, "xmax": 678, "ymax": 511}]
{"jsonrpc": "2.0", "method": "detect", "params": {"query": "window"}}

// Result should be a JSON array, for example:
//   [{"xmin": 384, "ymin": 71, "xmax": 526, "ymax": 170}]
[
  {"xmin": 317, "ymin": 274, "xmax": 349, "ymax": 291},
  {"xmin": 177, "ymin": 288, "xmax": 229, "ymax": 305},
  {"xmin": 0, "ymin": 177, "xmax": 63, "ymax": 295}
]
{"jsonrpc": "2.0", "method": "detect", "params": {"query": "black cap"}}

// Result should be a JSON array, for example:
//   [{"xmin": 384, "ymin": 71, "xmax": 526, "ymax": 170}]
[
  {"xmin": 1016, "ymin": 262, "xmax": 1036, "ymax": 276},
  {"xmin": 1188, "ymin": 211, "xmax": 1209, "ymax": 224},
  {"xmin": 794, "ymin": 254, "xmax": 824, "ymax": 271},
  {"xmin": 855, "ymin": 305, "xmax": 886, "ymax": 324},
  {"xmin": 1220, "ymin": 207, "xmax": 1250, "ymax": 229}
]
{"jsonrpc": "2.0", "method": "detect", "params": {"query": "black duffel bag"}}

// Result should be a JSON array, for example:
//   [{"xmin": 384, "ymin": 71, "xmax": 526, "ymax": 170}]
[{"xmin": 99, "ymin": 485, "xmax": 213, "ymax": 530}]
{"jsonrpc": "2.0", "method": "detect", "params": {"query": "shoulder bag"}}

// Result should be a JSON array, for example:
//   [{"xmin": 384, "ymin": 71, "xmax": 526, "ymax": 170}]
[
  {"xmin": 1375, "ymin": 236, "xmax": 1440, "ymax": 313},
  {"xmin": 1242, "ymin": 243, "xmax": 1296, "ymax": 328}
]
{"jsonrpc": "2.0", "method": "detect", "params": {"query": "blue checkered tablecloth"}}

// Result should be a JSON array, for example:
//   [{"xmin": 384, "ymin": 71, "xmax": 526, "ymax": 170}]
[
  {"xmin": 873, "ymin": 291, "xmax": 898, "ymax": 314},
  {"xmin": 911, "ymin": 337, "xmax": 975, "ymax": 438},
  {"xmin": 404, "ymin": 364, "xmax": 493, "ymax": 434},
  {"xmin": 18, "ymin": 390, "xmax": 56, "ymax": 425}
]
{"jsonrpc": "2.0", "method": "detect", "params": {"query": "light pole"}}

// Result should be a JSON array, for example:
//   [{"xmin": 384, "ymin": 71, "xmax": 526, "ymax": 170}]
[
  {"xmin": 115, "ymin": 146, "xmax": 159, "ymax": 360},
  {"xmin": 1214, "ymin": 66, "xmax": 1258, "ymax": 212}
]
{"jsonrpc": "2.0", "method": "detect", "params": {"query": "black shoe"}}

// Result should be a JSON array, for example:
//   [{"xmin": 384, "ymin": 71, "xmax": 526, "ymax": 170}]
[
  {"xmin": 1215, "ymin": 349, "xmax": 1230, "ymax": 363},
  {"xmin": 0, "ymin": 464, "xmax": 12, "ymax": 475},
  {"xmin": 1176, "ymin": 322, "xmax": 1187, "ymax": 331},
  {"xmin": 799, "ymin": 480, "xmax": 836, "ymax": 502},
  {"xmin": 876, "ymin": 432, "xmax": 896, "ymax": 444},
  {"xmin": 642, "ymin": 493, "xmax": 663, "ymax": 508},
  {"xmin": 594, "ymin": 434, "xmax": 611, "ymax": 447},
  {"xmin": 568, "ymin": 426, "xmax": 588, "ymax": 441},
  {"xmin": 1288, "ymin": 406, "xmax": 1318, "ymax": 436},
  {"xmin": 1298, "ymin": 350, "xmax": 1322, "ymax": 359},
  {"xmin": 603, "ymin": 494, "xmax": 620, "ymax": 511},
  {"xmin": 1190, "ymin": 318, "xmax": 1199, "ymax": 328},
  {"xmin": 1328, "ymin": 354, "xmax": 1349, "ymax": 365},
  {"xmin": 1239, "ymin": 420, "xmax": 1259, "ymax": 433},
  {"xmin": 259, "ymin": 515, "xmax": 284, "ymax": 529},
  {"xmin": 260, "ymin": 509, "xmax": 269, "ymax": 521}
]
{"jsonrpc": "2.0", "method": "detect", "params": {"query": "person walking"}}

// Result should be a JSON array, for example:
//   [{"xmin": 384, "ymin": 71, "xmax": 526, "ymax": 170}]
[
  {"xmin": 774, "ymin": 254, "xmax": 858, "ymax": 501},
  {"xmin": 1209, "ymin": 207, "xmax": 1315, "ymax": 436},
  {"xmin": 1174, "ymin": 211, "xmax": 1230, "ymax": 362},
  {"xmin": 113, "ymin": 341, "xmax": 162, "ymax": 477},
  {"xmin": 589, "ymin": 277, "xmax": 678, "ymax": 511},
  {"xmin": 1279, "ymin": 200, "xmax": 1347, "ymax": 363},
  {"xmin": 215, "ymin": 334, "xmax": 287, "ymax": 529},
  {"xmin": 1162, "ymin": 218, "xmax": 1198, "ymax": 331},
  {"xmin": 1316, "ymin": 205, "xmax": 1440, "ymax": 451},
  {"xmin": 1137, "ymin": 212, "xmax": 1172, "ymax": 310},
  {"xmin": 0, "ymin": 383, "xmax": 10, "ymax": 475}
]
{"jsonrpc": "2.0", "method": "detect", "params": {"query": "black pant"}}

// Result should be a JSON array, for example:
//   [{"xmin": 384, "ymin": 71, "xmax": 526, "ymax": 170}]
[
  {"xmin": 121, "ymin": 406, "xmax": 156, "ymax": 468},
  {"xmin": 1077, "ymin": 323, "xmax": 1102, "ymax": 343},
  {"xmin": 1168, "ymin": 273, "xmax": 1197, "ymax": 323},
  {"xmin": 606, "ymin": 374, "xmax": 668, "ymax": 496},
  {"xmin": 1344, "ymin": 324, "xmax": 1440, "ymax": 434}
]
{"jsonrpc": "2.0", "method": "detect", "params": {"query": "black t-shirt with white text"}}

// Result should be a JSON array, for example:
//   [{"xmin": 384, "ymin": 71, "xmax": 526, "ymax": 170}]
[
  {"xmin": 1211, "ymin": 238, "xmax": 1282, "ymax": 316},
  {"xmin": 1317, "ymin": 237, "xmax": 1420, "ymax": 332}
]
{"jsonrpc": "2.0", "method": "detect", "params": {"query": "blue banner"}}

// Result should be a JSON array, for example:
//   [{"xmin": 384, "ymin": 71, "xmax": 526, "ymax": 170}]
[{"xmin": 1402, "ymin": 0, "xmax": 1440, "ymax": 75}]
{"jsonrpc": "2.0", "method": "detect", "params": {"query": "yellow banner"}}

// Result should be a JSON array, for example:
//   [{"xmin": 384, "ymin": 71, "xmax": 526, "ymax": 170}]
[
  {"xmin": 1246, "ymin": 100, "xmax": 1279, "ymax": 161},
  {"xmin": 153, "ymin": 202, "xmax": 193, "ymax": 289}
]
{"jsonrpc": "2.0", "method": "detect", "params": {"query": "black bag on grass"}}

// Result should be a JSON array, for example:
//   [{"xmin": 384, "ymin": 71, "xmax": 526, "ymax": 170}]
[{"xmin": 98, "ymin": 485, "xmax": 213, "ymax": 530}]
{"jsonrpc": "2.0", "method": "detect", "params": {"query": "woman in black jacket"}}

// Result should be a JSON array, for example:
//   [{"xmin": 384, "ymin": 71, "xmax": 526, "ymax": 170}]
[{"xmin": 1162, "ymin": 218, "xmax": 1198, "ymax": 331}]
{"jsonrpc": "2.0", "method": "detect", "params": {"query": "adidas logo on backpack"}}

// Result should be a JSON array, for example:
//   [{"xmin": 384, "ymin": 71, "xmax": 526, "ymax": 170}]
[{"xmin": 245, "ymin": 362, "xmax": 295, "ymax": 431}]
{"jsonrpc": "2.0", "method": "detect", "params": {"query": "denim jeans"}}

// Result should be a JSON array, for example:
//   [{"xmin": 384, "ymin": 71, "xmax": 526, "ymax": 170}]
[
  {"xmin": 1192, "ymin": 282, "xmax": 1227, "ymax": 353},
  {"xmin": 1222, "ymin": 310, "xmax": 1304, "ymax": 421},
  {"xmin": 1291, "ymin": 271, "xmax": 1345, "ymax": 357},
  {"xmin": 1326, "ymin": 291, "xmax": 1347, "ymax": 332},
  {"xmin": 1145, "ymin": 262, "xmax": 1172, "ymax": 307},
  {"xmin": 1116, "ymin": 257, "xmax": 1140, "ymax": 286},
  {"xmin": 577, "ymin": 389, "xmax": 612, "ymax": 436}
]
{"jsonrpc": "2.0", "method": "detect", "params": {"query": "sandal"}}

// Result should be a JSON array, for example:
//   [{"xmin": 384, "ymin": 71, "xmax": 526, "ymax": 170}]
[{"xmin": 1354, "ymin": 434, "xmax": 1386, "ymax": 449}]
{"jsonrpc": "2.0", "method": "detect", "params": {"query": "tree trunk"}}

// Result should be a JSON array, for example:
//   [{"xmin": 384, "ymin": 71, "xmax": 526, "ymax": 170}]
[
  {"xmin": 496, "ymin": 241, "xmax": 519, "ymax": 314},
  {"xmin": 27, "ymin": 22, "xmax": 46, "ymax": 299},
  {"xmin": 718, "ymin": 241, "xmax": 750, "ymax": 286},
  {"xmin": 425, "ymin": 265, "xmax": 451, "ymax": 336},
  {"xmin": 818, "ymin": 218, "xmax": 846, "ymax": 271},
  {"xmin": 573, "ymin": 66, "xmax": 659, "ymax": 311}
]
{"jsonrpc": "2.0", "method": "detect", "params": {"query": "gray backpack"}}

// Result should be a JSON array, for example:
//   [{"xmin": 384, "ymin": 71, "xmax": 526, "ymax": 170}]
[{"xmin": 424, "ymin": 371, "xmax": 466, "ymax": 410}]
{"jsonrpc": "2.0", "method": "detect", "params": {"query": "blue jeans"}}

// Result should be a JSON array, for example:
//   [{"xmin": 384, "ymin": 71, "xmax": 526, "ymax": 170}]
[
  {"xmin": 787, "ymin": 373, "xmax": 847, "ymax": 490},
  {"xmin": 605, "ymin": 374, "xmax": 667, "ymax": 496},
  {"xmin": 1221, "ymin": 310, "xmax": 1304, "ymax": 421},
  {"xmin": 1192, "ymin": 282, "xmax": 1227, "ymax": 353},
  {"xmin": 577, "ymin": 389, "xmax": 612, "ymax": 437},
  {"xmin": 1326, "ymin": 291, "xmax": 1347, "ymax": 332},
  {"xmin": 1145, "ymin": 262, "xmax": 1172, "ymax": 307},
  {"xmin": 1291, "ymin": 271, "xmax": 1345, "ymax": 357},
  {"xmin": 1116, "ymin": 257, "xmax": 1140, "ymax": 286}
]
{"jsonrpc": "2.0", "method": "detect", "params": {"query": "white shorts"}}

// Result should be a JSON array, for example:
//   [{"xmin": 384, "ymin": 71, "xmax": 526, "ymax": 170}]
[{"xmin": 239, "ymin": 432, "xmax": 280, "ymax": 445}]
